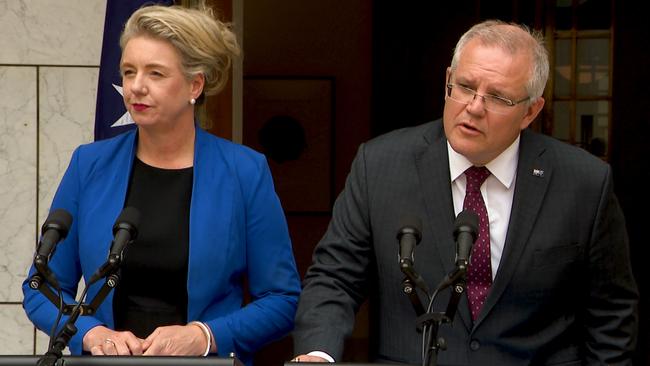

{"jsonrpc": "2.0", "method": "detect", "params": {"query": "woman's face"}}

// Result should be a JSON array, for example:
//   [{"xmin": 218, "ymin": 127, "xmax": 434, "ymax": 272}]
[{"xmin": 120, "ymin": 36, "xmax": 203, "ymax": 129}]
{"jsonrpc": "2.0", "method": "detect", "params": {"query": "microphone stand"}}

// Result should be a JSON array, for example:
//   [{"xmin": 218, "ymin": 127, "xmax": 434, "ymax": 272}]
[
  {"xmin": 402, "ymin": 277, "xmax": 426, "ymax": 317},
  {"xmin": 416, "ymin": 267, "xmax": 467, "ymax": 366},
  {"xmin": 28, "ymin": 258, "xmax": 123, "ymax": 366},
  {"xmin": 400, "ymin": 260, "xmax": 430, "ymax": 319},
  {"xmin": 400, "ymin": 211, "xmax": 478, "ymax": 366}
]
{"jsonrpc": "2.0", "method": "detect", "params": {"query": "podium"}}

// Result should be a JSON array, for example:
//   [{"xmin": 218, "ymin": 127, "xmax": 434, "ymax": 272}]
[
  {"xmin": 0, "ymin": 356, "xmax": 243, "ymax": 366},
  {"xmin": 286, "ymin": 363, "xmax": 412, "ymax": 366}
]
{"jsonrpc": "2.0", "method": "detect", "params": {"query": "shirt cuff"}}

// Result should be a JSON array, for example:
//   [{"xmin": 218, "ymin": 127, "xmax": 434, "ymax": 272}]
[{"xmin": 307, "ymin": 351, "xmax": 335, "ymax": 362}]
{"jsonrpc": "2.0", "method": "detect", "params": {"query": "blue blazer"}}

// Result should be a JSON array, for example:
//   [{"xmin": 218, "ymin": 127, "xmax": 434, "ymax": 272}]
[{"xmin": 23, "ymin": 127, "xmax": 301, "ymax": 363}]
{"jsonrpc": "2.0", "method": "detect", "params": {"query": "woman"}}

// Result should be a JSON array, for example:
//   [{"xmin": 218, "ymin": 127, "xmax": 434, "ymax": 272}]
[{"xmin": 22, "ymin": 4, "xmax": 301, "ymax": 363}]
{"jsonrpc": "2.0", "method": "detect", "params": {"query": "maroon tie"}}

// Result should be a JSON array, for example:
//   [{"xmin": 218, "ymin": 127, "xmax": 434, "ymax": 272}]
[{"xmin": 463, "ymin": 166, "xmax": 491, "ymax": 321}]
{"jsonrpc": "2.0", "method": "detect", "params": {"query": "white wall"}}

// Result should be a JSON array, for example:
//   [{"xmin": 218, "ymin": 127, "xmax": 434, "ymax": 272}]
[{"xmin": 0, "ymin": 0, "xmax": 106, "ymax": 354}]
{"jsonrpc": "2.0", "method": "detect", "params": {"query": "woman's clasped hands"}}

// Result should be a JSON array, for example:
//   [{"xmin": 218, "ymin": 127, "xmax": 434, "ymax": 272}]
[{"xmin": 83, "ymin": 324, "xmax": 209, "ymax": 356}]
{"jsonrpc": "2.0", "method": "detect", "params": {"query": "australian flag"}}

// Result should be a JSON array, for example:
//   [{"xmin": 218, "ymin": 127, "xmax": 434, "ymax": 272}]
[{"xmin": 94, "ymin": 0, "xmax": 173, "ymax": 141}]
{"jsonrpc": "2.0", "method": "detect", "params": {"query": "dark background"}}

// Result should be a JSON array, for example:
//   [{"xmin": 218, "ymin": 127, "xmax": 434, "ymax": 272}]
[{"xmin": 240, "ymin": 1, "xmax": 650, "ymax": 364}]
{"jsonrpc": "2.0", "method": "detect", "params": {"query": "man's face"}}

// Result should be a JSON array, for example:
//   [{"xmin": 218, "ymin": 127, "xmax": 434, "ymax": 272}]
[{"xmin": 443, "ymin": 39, "xmax": 545, "ymax": 166}]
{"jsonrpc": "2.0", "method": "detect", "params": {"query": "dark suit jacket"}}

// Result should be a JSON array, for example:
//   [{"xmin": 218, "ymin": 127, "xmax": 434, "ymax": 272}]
[{"xmin": 294, "ymin": 120, "xmax": 638, "ymax": 365}]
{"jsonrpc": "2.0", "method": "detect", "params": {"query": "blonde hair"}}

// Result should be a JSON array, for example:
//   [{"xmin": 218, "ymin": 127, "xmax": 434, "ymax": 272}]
[
  {"xmin": 120, "ymin": 3, "xmax": 240, "ymax": 97},
  {"xmin": 450, "ymin": 20, "xmax": 549, "ymax": 102}
]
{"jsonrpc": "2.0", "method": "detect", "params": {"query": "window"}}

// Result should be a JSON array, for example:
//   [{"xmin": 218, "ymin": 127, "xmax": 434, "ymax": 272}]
[{"xmin": 544, "ymin": 0, "xmax": 613, "ymax": 160}]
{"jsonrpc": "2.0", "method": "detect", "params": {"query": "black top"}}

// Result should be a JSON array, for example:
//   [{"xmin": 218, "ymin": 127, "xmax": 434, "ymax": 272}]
[{"xmin": 113, "ymin": 157, "xmax": 193, "ymax": 338}]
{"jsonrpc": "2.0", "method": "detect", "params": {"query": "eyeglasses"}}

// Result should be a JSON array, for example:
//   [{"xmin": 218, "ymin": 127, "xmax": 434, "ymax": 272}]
[{"xmin": 446, "ymin": 83, "xmax": 530, "ymax": 114}]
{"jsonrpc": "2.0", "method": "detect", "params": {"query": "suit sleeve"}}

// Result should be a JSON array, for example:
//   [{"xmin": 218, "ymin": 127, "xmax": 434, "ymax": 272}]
[
  {"xmin": 22, "ymin": 147, "xmax": 104, "ymax": 354},
  {"xmin": 583, "ymin": 166, "xmax": 638, "ymax": 365},
  {"xmin": 293, "ymin": 144, "xmax": 374, "ymax": 361},
  {"xmin": 207, "ymin": 154, "xmax": 302, "ymax": 359}
]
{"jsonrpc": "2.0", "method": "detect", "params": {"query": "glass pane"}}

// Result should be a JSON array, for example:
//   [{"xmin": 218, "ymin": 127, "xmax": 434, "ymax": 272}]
[
  {"xmin": 576, "ymin": 101, "xmax": 609, "ymax": 157},
  {"xmin": 577, "ymin": 38, "xmax": 609, "ymax": 96},
  {"xmin": 555, "ymin": 0, "xmax": 572, "ymax": 30},
  {"xmin": 554, "ymin": 39, "xmax": 572, "ymax": 97},
  {"xmin": 577, "ymin": 0, "xmax": 611, "ymax": 30},
  {"xmin": 553, "ymin": 101, "xmax": 571, "ymax": 142}
]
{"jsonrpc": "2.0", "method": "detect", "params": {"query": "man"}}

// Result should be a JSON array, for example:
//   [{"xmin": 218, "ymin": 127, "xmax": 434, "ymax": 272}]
[{"xmin": 292, "ymin": 20, "xmax": 638, "ymax": 365}]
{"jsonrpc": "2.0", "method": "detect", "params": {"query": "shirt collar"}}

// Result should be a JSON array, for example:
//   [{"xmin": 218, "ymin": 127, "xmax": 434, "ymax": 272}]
[{"xmin": 447, "ymin": 135, "xmax": 520, "ymax": 189}]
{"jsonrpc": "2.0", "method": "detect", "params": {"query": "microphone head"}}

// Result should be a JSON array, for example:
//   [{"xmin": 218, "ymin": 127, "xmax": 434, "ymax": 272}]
[
  {"xmin": 113, "ymin": 206, "xmax": 141, "ymax": 238},
  {"xmin": 454, "ymin": 210, "xmax": 479, "ymax": 240},
  {"xmin": 397, "ymin": 216, "xmax": 423, "ymax": 243},
  {"xmin": 42, "ymin": 208, "xmax": 73, "ymax": 237}
]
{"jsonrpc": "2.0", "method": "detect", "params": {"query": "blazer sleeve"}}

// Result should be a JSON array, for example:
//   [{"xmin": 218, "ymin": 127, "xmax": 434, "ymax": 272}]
[
  {"xmin": 293, "ymin": 144, "xmax": 374, "ymax": 361},
  {"xmin": 22, "ymin": 147, "xmax": 105, "ymax": 354},
  {"xmin": 207, "ymin": 153, "xmax": 302, "ymax": 358},
  {"xmin": 583, "ymin": 165, "xmax": 638, "ymax": 365}
]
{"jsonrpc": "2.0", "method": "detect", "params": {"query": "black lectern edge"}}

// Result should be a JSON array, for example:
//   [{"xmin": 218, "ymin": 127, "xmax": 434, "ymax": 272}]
[
  {"xmin": 0, "ymin": 355, "xmax": 243, "ymax": 366},
  {"xmin": 285, "ymin": 363, "xmax": 414, "ymax": 366}
]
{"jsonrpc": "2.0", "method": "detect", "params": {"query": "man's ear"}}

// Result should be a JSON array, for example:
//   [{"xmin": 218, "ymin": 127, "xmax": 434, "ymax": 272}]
[{"xmin": 520, "ymin": 97, "xmax": 545, "ymax": 130}]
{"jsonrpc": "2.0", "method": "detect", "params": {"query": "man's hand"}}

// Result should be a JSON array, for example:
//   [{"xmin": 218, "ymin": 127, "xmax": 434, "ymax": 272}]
[
  {"xmin": 291, "ymin": 354, "xmax": 329, "ymax": 362},
  {"xmin": 142, "ymin": 324, "xmax": 207, "ymax": 355},
  {"xmin": 83, "ymin": 325, "xmax": 144, "ymax": 355}
]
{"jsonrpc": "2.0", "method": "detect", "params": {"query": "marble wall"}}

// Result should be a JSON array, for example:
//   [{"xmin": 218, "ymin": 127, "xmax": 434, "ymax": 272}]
[{"xmin": 0, "ymin": 0, "xmax": 106, "ymax": 355}]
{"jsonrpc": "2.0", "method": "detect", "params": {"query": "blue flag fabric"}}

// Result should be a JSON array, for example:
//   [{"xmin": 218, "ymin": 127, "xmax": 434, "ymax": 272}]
[{"xmin": 94, "ymin": 0, "xmax": 173, "ymax": 141}]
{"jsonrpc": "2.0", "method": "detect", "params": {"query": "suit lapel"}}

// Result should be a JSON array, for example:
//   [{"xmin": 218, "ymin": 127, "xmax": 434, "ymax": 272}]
[
  {"xmin": 414, "ymin": 122, "xmax": 473, "ymax": 330},
  {"xmin": 473, "ymin": 130, "xmax": 552, "ymax": 328}
]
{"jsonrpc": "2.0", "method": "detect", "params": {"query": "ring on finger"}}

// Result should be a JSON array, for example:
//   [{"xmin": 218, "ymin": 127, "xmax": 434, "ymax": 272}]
[{"xmin": 104, "ymin": 338, "xmax": 116, "ymax": 347}]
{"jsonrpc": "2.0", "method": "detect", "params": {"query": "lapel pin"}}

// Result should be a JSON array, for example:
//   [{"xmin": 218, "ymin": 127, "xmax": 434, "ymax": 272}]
[{"xmin": 532, "ymin": 168, "xmax": 544, "ymax": 177}]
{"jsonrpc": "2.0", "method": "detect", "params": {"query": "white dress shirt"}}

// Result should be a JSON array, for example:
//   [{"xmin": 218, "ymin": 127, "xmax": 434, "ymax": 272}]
[{"xmin": 447, "ymin": 136, "xmax": 520, "ymax": 279}]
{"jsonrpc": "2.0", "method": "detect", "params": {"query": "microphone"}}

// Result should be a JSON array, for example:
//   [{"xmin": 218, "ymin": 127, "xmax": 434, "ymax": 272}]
[
  {"xmin": 453, "ymin": 210, "xmax": 479, "ymax": 272},
  {"xmin": 397, "ymin": 217, "xmax": 422, "ymax": 268},
  {"xmin": 88, "ymin": 207, "xmax": 140, "ymax": 284},
  {"xmin": 397, "ymin": 217, "xmax": 430, "ymax": 294},
  {"xmin": 108, "ymin": 206, "xmax": 140, "ymax": 261},
  {"xmin": 33, "ymin": 209, "xmax": 73, "ymax": 287}
]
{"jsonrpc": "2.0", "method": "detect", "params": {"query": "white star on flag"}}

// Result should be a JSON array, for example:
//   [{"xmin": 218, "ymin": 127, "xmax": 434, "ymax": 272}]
[{"xmin": 110, "ymin": 84, "xmax": 135, "ymax": 127}]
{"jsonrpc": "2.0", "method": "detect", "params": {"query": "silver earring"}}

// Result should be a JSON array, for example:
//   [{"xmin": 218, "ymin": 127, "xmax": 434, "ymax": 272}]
[{"xmin": 190, "ymin": 98, "xmax": 196, "ymax": 105}]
